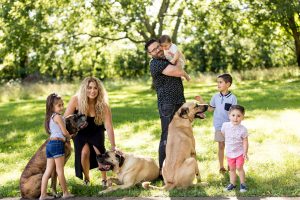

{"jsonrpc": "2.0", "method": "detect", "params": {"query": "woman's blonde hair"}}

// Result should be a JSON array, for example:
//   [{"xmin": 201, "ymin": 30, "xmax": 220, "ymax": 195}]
[{"xmin": 77, "ymin": 77, "xmax": 108, "ymax": 125}]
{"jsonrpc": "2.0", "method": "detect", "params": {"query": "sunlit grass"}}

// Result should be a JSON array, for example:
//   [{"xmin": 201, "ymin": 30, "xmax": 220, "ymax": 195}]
[{"xmin": 1, "ymin": 68, "xmax": 300, "ymax": 197}]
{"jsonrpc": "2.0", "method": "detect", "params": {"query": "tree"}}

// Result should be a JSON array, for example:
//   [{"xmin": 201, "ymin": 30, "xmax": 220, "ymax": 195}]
[
  {"xmin": 81, "ymin": 0, "xmax": 187, "ymax": 43},
  {"xmin": 182, "ymin": 0, "xmax": 296, "ymax": 72},
  {"xmin": 247, "ymin": 0, "xmax": 300, "ymax": 67}
]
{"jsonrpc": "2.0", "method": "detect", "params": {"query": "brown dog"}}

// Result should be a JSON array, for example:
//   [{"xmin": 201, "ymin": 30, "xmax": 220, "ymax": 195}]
[
  {"xmin": 19, "ymin": 113, "xmax": 87, "ymax": 199},
  {"xmin": 96, "ymin": 151, "xmax": 159, "ymax": 194},
  {"xmin": 143, "ymin": 102, "xmax": 208, "ymax": 190}
]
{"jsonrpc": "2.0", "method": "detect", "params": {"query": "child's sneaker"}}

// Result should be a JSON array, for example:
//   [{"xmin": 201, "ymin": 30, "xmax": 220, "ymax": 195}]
[
  {"xmin": 224, "ymin": 183, "xmax": 236, "ymax": 191},
  {"xmin": 240, "ymin": 183, "xmax": 247, "ymax": 192}
]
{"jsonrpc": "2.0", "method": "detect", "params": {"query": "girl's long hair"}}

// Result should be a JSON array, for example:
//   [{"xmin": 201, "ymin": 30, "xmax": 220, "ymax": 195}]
[
  {"xmin": 77, "ymin": 77, "xmax": 108, "ymax": 125},
  {"xmin": 44, "ymin": 93, "xmax": 62, "ymax": 134}
]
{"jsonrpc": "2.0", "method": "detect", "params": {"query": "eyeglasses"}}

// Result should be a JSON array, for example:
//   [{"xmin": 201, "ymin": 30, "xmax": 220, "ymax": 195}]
[{"xmin": 148, "ymin": 45, "xmax": 160, "ymax": 53}]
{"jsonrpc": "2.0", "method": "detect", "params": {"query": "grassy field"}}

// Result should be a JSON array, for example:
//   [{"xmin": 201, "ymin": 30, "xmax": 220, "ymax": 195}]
[{"xmin": 1, "ymin": 67, "xmax": 300, "ymax": 198}]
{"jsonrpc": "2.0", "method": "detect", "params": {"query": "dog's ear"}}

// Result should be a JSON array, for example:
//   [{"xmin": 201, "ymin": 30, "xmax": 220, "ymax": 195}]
[
  {"xmin": 179, "ymin": 107, "xmax": 189, "ymax": 118},
  {"xmin": 65, "ymin": 117, "xmax": 77, "ymax": 135},
  {"xmin": 115, "ymin": 154, "xmax": 125, "ymax": 167}
]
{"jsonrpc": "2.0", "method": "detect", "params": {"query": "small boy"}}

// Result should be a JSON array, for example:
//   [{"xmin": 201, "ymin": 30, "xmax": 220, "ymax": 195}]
[
  {"xmin": 159, "ymin": 35, "xmax": 190, "ymax": 81},
  {"xmin": 222, "ymin": 105, "xmax": 248, "ymax": 192},
  {"xmin": 195, "ymin": 73, "xmax": 237, "ymax": 174}
]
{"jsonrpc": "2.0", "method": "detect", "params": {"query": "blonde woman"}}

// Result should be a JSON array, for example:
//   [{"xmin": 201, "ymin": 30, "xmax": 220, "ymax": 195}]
[{"xmin": 64, "ymin": 77, "xmax": 117, "ymax": 187}]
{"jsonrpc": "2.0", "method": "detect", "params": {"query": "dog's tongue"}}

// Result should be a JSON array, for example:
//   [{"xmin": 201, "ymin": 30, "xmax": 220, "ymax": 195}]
[{"xmin": 197, "ymin": 113, "xmax": 206, "ymax": 119}]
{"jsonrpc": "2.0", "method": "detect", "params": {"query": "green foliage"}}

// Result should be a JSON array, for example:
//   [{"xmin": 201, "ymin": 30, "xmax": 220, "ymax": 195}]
[
  {"xmin": 0, "ymin": 0, "xmax": 299, "ymax": 81},
  {"xmin": 182, "ymin": 0, "xmax": 296, "ymax": 73},
  {"xmin": 0, "ymin": 70, "xmax": 300, "ymax": 197}
]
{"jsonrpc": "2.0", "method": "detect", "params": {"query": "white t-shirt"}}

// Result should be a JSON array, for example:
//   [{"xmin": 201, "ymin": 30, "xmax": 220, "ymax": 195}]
[{"xmin": 164, "ymin": 43, "xmax": 178, "ymax": 62}]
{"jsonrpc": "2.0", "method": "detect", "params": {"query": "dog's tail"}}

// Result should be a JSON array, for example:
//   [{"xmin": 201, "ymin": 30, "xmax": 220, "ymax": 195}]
[
  {"xmin": 142, "ymin": 182, "xmax": 164, "ymax": 190},
  {"xmin": 142, "ymin": 181, "xmax": 208, "ymax": 190},
  {"xmin": 142, "ymin": 181, "xmax": 175, "ymax": 190}
]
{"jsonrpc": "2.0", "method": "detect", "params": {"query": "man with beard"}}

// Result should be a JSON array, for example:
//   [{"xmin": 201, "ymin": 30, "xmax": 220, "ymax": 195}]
[{"xmin": 145, "ymin": 39, "xmax": 190, "ymax": 179}]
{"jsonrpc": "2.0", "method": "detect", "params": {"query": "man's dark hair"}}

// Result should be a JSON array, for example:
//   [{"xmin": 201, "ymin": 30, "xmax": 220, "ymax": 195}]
[
  {"xmin": 229, "ymin": 105, "xmax": 245, "ymax": 115},
  {"xmin": 218, "ymin": 73, "xmax": 233, "ymax": 85},
  {"xmin": 145, "ymin": 39, "xmax": 157, "ymax": 51}
]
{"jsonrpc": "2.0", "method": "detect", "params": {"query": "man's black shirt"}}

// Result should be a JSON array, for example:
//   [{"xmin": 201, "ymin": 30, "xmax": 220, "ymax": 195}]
[{"xmin": 150, "ymin": 58, "xmax": 185, "ymax": 105}]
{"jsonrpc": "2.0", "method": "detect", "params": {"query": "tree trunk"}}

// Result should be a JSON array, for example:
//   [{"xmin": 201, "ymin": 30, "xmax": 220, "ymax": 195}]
[
  {"xmin": 294, "ymin": 36, "xmax": 300, "ymax": 67},
  {"xmin": 288, "ymin": 15, "xmax": 300, "ymax": 67},
  {"xmin": 19, "ymin": 55, "xmax": 28, "ymax": 79}
]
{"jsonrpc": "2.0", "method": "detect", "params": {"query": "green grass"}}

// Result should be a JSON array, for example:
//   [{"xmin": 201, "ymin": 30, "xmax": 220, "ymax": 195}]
[{"xmin": 1, "ymin": 69, "xmax": 300, "ymax": 198}]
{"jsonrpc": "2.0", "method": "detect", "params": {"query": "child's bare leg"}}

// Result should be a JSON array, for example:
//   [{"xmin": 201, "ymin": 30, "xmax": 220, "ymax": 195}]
[
  {"xmin": 183, "ymin": 71, "xmax": 191, "ymax": 81},
  {"xmin": 40, "ymin": 159, "xmax": 55, "ymax": 200},
  {"xmin": 229, "ymin": 166, "xmax": 237, "ymax": 185},
  {"xmin": 237, "ymin": 166, "xmax": 246, "ymax": 184},
  {"xmin": 55, "ymin": 156, "xmax": 72, "ymax": 197},
  {"xmin": 218, "ymin": 141, "xmax": 225, "ymax": 169}
]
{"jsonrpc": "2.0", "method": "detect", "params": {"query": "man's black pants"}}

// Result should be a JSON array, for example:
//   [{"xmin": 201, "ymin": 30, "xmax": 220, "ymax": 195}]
[{"xmin": 158, "ymin": 103, "xmax": 182, "ymax": 170}]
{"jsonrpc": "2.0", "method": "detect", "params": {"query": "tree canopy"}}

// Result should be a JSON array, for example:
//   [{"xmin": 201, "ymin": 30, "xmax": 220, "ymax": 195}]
[{"xmin": 0, "ymin": 0, "xmax": 299, "ymax": 82}]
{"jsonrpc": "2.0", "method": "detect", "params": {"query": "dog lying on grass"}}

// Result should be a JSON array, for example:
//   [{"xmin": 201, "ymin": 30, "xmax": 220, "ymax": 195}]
[
  {"xmin": 96, "ymin": 150, "xmax": 159, "ymax": 194},
  {"xmin": 19, "ymin": 113, "xmax": 87, "ymax": 199}
]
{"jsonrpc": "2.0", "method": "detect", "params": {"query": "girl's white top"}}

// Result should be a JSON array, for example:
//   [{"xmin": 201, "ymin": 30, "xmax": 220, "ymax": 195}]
[{"xmin": 49, "ymin": 113, "xmax": 65, "ymax": 139}]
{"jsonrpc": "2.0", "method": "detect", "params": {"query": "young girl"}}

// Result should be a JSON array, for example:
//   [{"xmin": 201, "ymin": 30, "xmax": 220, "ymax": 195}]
[
  {"xmin": 40, "ymin": 93, "xmax": 74, "ymax": 200},
  {"xmin": 221, "ymin": 105, "xmax": 248, "ymax": 192}
]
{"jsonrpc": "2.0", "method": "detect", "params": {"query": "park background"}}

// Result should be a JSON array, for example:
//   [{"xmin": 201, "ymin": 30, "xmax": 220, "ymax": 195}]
[{"xmin": 0, "ymin": 0, "xmax": 300, "ymax": 198}]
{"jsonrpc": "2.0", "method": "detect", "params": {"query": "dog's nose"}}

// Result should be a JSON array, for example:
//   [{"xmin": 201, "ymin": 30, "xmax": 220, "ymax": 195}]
[{"xmin": 196, "ymin": 103, "xmax": 208, "ymax": 112}]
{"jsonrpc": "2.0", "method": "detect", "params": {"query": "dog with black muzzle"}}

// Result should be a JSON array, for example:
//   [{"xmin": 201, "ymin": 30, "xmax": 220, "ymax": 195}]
[
  {"xmin": 143, "ymin": 102, "xmax": 208, "ymax": 190},
  {"xmin": 96, "ymin": 151, "xmax": 159, "ymax": 194},
  {"xmin": 20, "ymin": 113, "xmax": 88, "ymax": 199}
]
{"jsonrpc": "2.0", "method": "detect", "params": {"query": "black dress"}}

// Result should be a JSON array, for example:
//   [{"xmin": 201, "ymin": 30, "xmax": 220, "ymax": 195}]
[{"xmin": 73, "ymin": 114, "xmax": 106, "ymax": 179}]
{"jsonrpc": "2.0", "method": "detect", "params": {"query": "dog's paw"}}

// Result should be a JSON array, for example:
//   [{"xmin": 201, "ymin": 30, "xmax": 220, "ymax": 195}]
[
  {"xmin": 107, "ymin": 179, "xmax": 113, "ymax": 187},
  {"xmin": 142, "ymin": 181, "xmax": 151, "ymax": 189}
]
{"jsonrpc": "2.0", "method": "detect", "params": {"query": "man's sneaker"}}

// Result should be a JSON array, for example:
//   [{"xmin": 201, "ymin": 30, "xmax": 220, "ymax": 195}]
[
  {"xmin": 240, "ymin": 183, "xmax": 247, "ymax": 192},
  {"xmin": 224, "ymin": 183, "xmax": 236, "ymax": 191}
]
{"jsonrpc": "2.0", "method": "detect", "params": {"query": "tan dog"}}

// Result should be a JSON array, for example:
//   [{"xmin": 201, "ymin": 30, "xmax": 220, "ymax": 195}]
[
  {"xmin": 143, "ymin": 102, "xmax": 208, "ymax": 190},
  {"xmin": 19, "ymin": 114, "xmax": 87, "ymax": 199},
  {"xmin": 96, "ymin": 151, "xmax": 159, "ymax": 194}
]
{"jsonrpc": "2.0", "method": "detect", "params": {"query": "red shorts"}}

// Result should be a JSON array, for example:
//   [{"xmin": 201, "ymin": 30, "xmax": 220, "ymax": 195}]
[{"xmin": 227, "ymin": 154, "xmax": 244, "ymax": 169}]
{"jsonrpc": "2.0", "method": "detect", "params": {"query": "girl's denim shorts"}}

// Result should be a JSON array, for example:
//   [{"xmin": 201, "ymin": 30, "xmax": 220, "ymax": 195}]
[{"xmin": 46, "ymin": 140, "xmax": 65, "ymax": 158}]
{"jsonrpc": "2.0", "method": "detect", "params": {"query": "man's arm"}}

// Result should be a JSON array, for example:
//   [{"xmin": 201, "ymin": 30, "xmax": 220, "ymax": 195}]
[{"xmin": 162, "ymin": 62, "xmax": 185, "ymax": 77}]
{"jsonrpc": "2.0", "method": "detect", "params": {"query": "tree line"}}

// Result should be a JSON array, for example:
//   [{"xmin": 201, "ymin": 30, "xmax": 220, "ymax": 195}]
[{"xmin": 0, "ymin": 0, "xmax": 299, "ymax": 82}]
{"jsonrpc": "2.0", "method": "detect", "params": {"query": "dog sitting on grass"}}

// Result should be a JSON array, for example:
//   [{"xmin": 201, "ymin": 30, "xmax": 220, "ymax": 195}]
[{"xmin": 19, "ymin": 113, "xmax": 87, "ymax": 199}]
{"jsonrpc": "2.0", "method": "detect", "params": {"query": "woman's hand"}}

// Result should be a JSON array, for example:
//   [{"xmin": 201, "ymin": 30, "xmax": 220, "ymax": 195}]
[{"xmin": 111, "ymin": 146, "xmax": 123, "ymax": 155}]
